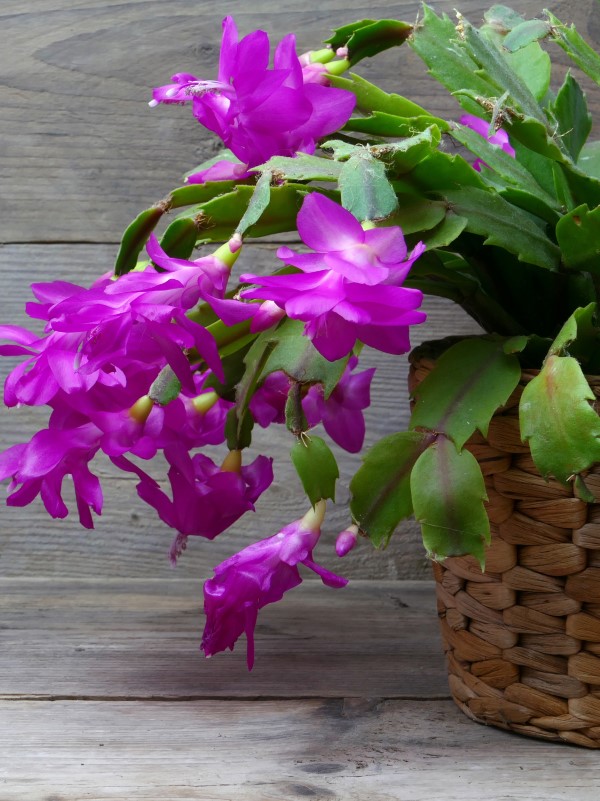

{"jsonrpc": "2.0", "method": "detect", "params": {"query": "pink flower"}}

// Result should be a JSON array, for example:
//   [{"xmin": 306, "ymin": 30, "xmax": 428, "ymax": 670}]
[
  {"xmin": 150, "ymin": 16, "xmax": 355, "ymax": 171},
  {"xmin": 459, "ymin": 113, "xmax": 516, "ymax": 171},
  {"xmin": 249, "ymin": 356, "xmax": 375, "ymax": 453},
  {"xmin": 0, "ymin": 245, "xmax": 224, "ymax": 408},
  {"xmin": 303, "ymin": 356, "xmax": 375, "ymax": 453},
  {"xmin": 118, "ymin": 447, "xmax": 274, "ymax": 556},
  {"xmin": 241, "ymin": 193, "xmax": 426, "ymax": 360},
  {"xmin": 201, "ymin": 501, "xmax": 347, "ymax": 668},
  {"xmin": 0, "ymin": 422, "xmax": 103, "ymax": 529}
]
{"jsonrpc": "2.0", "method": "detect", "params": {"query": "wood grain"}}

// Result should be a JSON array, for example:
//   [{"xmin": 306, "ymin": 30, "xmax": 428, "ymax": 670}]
[
  {"xmin": 1, "ymin": 0, "xmax": 596, "ymax": 241},
  {"xmin": 0, "ymin": 244, "xmax": 482, "ymax": 579},
  {"xmin": 0, "ymin": 579, "xmax": 447, "ymax": 699},
  {"xmin": 1, "ymin": 577, "xmax": 600, "ymax": 800},
  {"xmin": 0, "ymin": 698, "xmax": 599, "ymax": 801}
]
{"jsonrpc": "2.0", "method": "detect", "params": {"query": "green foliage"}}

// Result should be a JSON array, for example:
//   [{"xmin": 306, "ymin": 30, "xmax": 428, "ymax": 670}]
[
  {"xmin": 339, "ymin": 151, "xmax": 398, "ymax": 220},
  {"xmin": 411, "ymin": 437, "xmax": 490, "ymax": 566},
  {"xmin": 254, "ymin": 155, "xmax": 342, "ymax": 182},
  {"xmin": 235, "ymin": 170, "xmax": 273, "ymax": 236},
  {"xmin": 503, "ymin": 19, "xmax": 551, "ymax": 52},
  {"xmin": 441, "ymin": 188, "xmax": 561, "ymax": 270},
  {"xmin": 159, "ymin": 218, "xmax": 199, "ymax": 260},
  {"xmin": 449, "ymin": 122, "xmax": 558, "ymax": 207},
  {"xmin": 410, "ymin": 338, "xmax": 523, "ymax": 449},
  {"xmin": 551, "ymin": 72, "xmax": 592, "ymax": 161},
  {"xmin": 547, "ymin": 11, "xmax": 600, "ymax": 87},
  {"xmin": 290, "ymin": 436, "xmax": 339, "ymax": 506},
  {"xmin": 349, "ymin": 431, "xmax": 431, "ymax": 547},
  {"xmin": 244, "ymin": 319, "xmax": 348, "ymax": 398},
  {"xmin": 114, "ymin": 206, "xmax": 165, "ymax": 276},
  {"xmin": 520, "ymin": 355, "xmax": 600, "ymax": 487},
  {"xmin": 556, "ymin": 205, "xmax": 600, "ymax": 273},
  {"xmin": 325, "ymin": 18, "xmax": 412, "ymax": 65}
]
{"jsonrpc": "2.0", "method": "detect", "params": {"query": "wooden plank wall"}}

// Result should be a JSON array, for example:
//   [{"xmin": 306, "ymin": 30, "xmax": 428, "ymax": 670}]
[{"xmin": 0, "ymin": 0, "xmax": 595, "ymax": 579}]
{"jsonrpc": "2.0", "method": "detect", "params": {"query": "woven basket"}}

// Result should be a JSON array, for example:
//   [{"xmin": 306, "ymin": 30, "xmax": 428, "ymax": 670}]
[{"xmin": 409, "ymin": 343, "xmax": 600, "ymax": 748}]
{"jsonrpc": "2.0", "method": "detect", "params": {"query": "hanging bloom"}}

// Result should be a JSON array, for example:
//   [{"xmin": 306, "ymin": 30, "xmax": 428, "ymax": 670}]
[
  {"xmin": 0, "ymin": 420, "xmax": 103, "ymax": 529},
  {"xmin": 249, "ymin": 357, "xmax": 375, "ymax": 453},
  {"xmin": 459, "ymin": 113, "xmax": 515, "ymax": 171},
  {"xmin": 241, "ymin": 193, "xmax": 426, "ymax": 361},
  {"xmin": 201, "ymin": 501, "xmax": 347, "ymax": 668},
  {"xmin": 127, "ymin": 446, "xmax": 274, "ymax": 548},
  {"xmin": 150, "ymin": 16, "xmax": 355, "ymax": 179},
  {"xmin": 303, "ymin": 356, "xmax": 376, "ymax": 453},
  {"xmin": 248, "ymin": 371, "xmax": 289, "ymax": 427}
]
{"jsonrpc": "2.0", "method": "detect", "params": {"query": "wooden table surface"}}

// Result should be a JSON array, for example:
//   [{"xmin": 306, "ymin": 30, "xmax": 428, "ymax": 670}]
[
  {"xmin": 3, "ymin": 0, "xmax": 600, "ymax": 798},
  {"xmin": 2, "ymin": 578, "xmax": 600, "ymax": 800}
]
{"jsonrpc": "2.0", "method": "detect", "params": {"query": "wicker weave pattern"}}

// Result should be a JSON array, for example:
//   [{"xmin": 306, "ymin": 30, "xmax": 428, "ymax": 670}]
[{"xmin": 409, "ymin": 353, "xmax": 600, "ymax": 748}]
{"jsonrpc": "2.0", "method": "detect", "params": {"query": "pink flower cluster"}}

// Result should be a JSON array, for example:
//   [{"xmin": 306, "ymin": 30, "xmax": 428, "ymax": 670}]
[
  {"xmin": 1, "ymin": 15, "xmax": 433, "ymax": 669},
  {"xmin": 242, "ymin": 193, "xmax": 426, "ymax": 361},
  {"xmin": 0, "ymin": 239, "xmax": 273, "ymax": 538}
]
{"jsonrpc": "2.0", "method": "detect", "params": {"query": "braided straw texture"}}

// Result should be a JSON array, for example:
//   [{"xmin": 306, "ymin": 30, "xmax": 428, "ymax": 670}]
[{"xmin": 409, "ymin": 349, "xmax": 600, "ymax": 748}]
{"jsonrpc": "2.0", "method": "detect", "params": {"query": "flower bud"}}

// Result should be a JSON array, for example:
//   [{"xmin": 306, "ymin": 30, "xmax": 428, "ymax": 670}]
[
  {"xmin": 220, "ymin": 449, "xmax": 242, "ymax": 474},
  {"xmin": 213, "ymin": 237, "xmax": 242, "ymax": 269},
  {"xmin": 335, "ymin": 524, "xmax": 359, "ymax": 557},
  {"xmin": 301, "ymin": 499, "xmax": 327, "ymax": 531},
  {"xmin": 325, "ymin": 58, "xmax": 351, "ymax": 77},
  {"xmin": 129, "ymin": 395, "xmax": 154, "ymax": 423},
  {"xmin": 191, "ymin": 391, "xmax": 220, "ymax": 415},
  {"xmin": 250, "ymin": 300, "xmax": 285, "ymax": 333}
]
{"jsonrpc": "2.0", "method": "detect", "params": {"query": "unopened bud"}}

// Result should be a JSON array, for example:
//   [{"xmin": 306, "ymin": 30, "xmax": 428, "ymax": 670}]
[
  {"xmin": 220, "ymin": 449, "xmax": 242, "ymax": 474},
  {"xmin": 301, "ymin": 499, "xmax": 327, "ymax": 532},
  {"xmin": 335, "ymin": 525, "xmax": 359, "ymax": 557},
  {"xmin": 229, "ymin": 232, "xmax": 243, "ymax": 253},
  {"xmin": 335, "ymin": 46, "xmax": 349, "ymax": 59},
  {"xmin": 250, "ymin": 300, "xmax": 285, "ymax": 333},
  {"xmin": 299, "ymin": 48, "xmax": 335, "ymax": 66},
  {"xmin": 325, "ymin": 58, "xmax": 351, "ymax": 76},
  {"xmin": 302, "ymin": 62, "xmax": 330, "ymax": 85},
  {"xmin": 129, "ymin": 395, "xmax": 154, "ymax": 423},
  {"xmin": 191, "ymin": 391, "xmax": 220, "ymax": 415}
]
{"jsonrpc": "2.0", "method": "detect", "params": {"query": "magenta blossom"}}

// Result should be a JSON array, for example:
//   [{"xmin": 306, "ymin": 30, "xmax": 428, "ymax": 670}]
[
  {"xmin": 241, "ymin": 193, "xmax": 426, "ymax": 361},
  {"xmin": 201, "ymin": 501, "xmax": 347, "ymax": 668},
  {"xmin": 0, "ymin": 245, "xmax": 224, "ymax": 408},
  {"xmin": 118, "ymin": 446, "xmax": 273, "ymax": 555},
  {"xmin": 150, "ymin": 16, "xmax": 355, "ymax": 175},
  {"xmin": 0, "ymin": 422, "xmax": 102, "ymax": 529},
  {"xmin": 459, "ymin": 113, "xmax": 516, "ymax": 171},
  {"xmin": 303, "ymin": 356, "xmax": 375, "ymax": 453},
  {"xmin": 249, "ymin": 356, "xmax": 375, "ymax": 453}
]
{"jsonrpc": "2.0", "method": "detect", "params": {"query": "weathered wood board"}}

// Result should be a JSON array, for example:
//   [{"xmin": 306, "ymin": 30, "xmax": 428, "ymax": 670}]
[
  {"xmin": 3, "ymin": 699, "xmax": 600, "ymax": 801},
  {"xmin": 1, "ymin": 578, "xmax": 600, "ymax": 801},
  {"xmin": 0, "ymin": 579, "xmax": 447, "ymax": 699}
]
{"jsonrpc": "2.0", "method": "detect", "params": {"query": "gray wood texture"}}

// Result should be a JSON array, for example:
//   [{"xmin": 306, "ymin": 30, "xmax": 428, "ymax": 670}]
[
  {"xmin": 0, "ymin": 0, "xmax": 596, "ymax": 581},
  {"xmin": 2, "ymin": 578, "xmax": 600, "ymax": 800}
]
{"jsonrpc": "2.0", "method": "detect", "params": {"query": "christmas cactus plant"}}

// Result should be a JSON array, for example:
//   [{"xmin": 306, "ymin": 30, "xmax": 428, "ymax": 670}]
[{"xmin": 3, "ymin": 5, "xmax": 600, "ymax": 667}]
